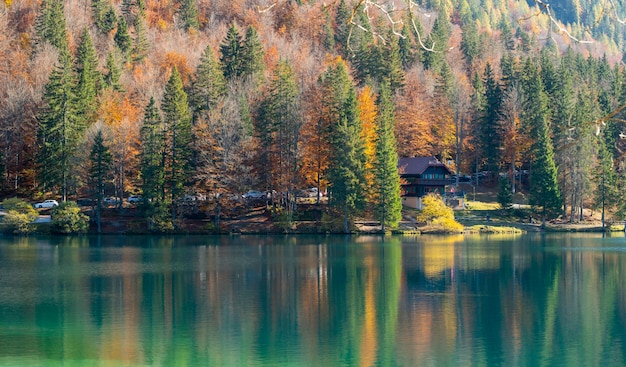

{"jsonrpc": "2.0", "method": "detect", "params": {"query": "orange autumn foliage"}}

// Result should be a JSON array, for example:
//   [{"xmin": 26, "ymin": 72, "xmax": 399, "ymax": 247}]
[
  {"xmin": 395, "ymin": 75, "xmax": 433, "ymax": 158},
  {"xmin": 358, "ymin": 85, "xmax": 378, "ymax": 194},
  {"xmin": 160, "ymin": 52, "xmax": 193, "ymax": 86}
]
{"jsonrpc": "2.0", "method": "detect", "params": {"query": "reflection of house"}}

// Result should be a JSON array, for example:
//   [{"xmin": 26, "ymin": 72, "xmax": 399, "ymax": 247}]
[{"xmin": 398, "ymin": 157, "xmax": 454, "ymax": 209}]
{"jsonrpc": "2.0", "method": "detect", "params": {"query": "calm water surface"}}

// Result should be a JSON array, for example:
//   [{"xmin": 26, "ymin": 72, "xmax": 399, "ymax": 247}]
[{"xmin": 0, "ymin": 234, "xmax": 625, "ymax": 366}]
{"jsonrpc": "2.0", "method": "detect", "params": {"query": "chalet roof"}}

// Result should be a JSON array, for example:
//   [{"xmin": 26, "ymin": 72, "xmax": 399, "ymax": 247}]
[{"xmin": 398, "ymin": 156, "xmax": 452, "ymax": 175}]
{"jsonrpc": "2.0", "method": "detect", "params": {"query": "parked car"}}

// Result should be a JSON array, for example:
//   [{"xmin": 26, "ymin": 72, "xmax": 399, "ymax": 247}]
[
  {"xmin": 104, "ymin": 197, "xmax": 120, "ymax": 205},
  {"xmin": 127, "ymin": 195, "xmax": 142, "ymax": 204},
  {"xmin": 242, "ymin": 191, "xmax": 266, "ymax": 200},
  {"xmin": 34, "ymin": 199, "xmax": 59, "ymax": 209}
]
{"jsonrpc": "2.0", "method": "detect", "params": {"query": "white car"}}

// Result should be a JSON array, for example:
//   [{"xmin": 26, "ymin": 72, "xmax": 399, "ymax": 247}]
[
  {"xmin": 127, "ymin": 195, "xmax": 142, "ymax": 204},
  {"xmin": 242, "ymin": 191, "xmax": 266, "ymax": 200},
  {"xmin": 34, "ymin": 200, "xmax": 59, "ymax": 209}
]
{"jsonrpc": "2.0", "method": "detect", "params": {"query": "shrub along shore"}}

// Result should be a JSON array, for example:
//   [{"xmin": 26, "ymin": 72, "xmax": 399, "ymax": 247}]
[{"xmin": 1, "ymin": 196, "xmax": 621, "ymax": 236}]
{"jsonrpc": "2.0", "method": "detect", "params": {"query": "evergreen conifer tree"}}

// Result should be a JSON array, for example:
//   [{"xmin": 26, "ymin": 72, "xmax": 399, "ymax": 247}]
[
  {"xmin": 334, "ymin": 0, "xmax": 349, "ymax": 51},
  {"xmin": 140, "ymin": 97, "xmax": 165, "ymax": 205},
  {"xmin": 254, "ymin": 60, "xmax": 301, "ymax": 219},
  {"xmin": 241, "ymin": 26, "xmax": 265, "ymax": 80},
  {"xmin": 115, "ymin": 16, "xmax": 132, "ymax": 55},
  {"xmin": 132, "ymin": 13, "xmax": 149, "ymax": 62},
  {"xmin": 191, "ymin": 45, "xmax": 226, "ymax": 123},
  {"xmin": 162, "ymin": 68, "xmax": 193, "ymax": 220},
  {"xmin": 104, "ymin": 51, "xmax": 123, "ymax": 91},
  {"xmin": 481, "ymin": 63, "xmax": 504, "ymax": 175},
  {"xmin": 75, "ymin": 28, "xmax": 101, "ymax": 127},
  {"xmin": 422, "ymin": 13, "xmax": 450, "ymax": 73},
  {"xmin": 140, "ymin": 98, "xmax": 165, "ymax": 202},
  {"xmin": 37, "ymin": 57, "xmax": 80, "ymax": 201},
  {"xmin": 178, "ymin": 0, "xmax": 199, "ymax": 31},
  {"xmin": 35, "ymin": 0, "xmax": 70, "ymax": 58},
  {"xmin": 322, "ymin": 62, "xmax": 366, "ymax": 232},
  {"xmin": 594, "ymin": 139, "xmax": 618, "ymax": 230},
  {"xmin": 89, "ymin": 129, "xmax": 112, "ymax": 233},
  {"xmin": 220, "ymin": 23, "xmax": 243, "ymax": 80},
  {"xmin": 521, "ymin": 58, "xmax": 562, "ymax": 219},
  {"xmin": 372, "ymin": 81, "xmax": 402, "ymax": 231},
  {"xmin": 398, "ymin": 24, "xmax": 414, "ymax": 70}
]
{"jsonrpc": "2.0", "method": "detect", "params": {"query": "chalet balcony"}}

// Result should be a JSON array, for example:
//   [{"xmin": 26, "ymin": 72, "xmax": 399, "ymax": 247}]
[{"xmin": 402, "ymin": 178, "xmax": 455, "ymax": 186}]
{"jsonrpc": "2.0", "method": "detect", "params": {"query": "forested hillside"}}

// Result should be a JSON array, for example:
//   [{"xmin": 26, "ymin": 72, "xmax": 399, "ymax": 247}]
[{"xmin": 1, "ymin": 0, "xmax": 626, "ymax": 228}]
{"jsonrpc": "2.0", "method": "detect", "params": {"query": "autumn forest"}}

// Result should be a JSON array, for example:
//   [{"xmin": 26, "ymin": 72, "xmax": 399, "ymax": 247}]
[{"xmin": 1, "ymin": 0, "xmax": 626, "ymax": 231}]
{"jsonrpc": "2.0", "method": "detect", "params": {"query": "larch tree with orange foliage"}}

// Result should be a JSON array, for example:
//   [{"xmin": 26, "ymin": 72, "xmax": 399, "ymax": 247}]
[
  {"xmin": 357, "ymin": 84, "xmax": 378, "ymax": 201},
  {"xmin": 394, "ymin": 70, "xmax": 433, "ymax": 158},
  {"xmin": 429, "ymin": 62, "xmax": 457, "ymax": 164},
  {"xmin": 100, "ymin": 92, "xmax": 141, "ymax": 206}
]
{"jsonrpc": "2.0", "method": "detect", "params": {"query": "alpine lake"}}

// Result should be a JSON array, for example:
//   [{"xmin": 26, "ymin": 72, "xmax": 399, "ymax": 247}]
[{"xmin": 0, "ymin": 233, "xmax": 625, "ymax": 367}]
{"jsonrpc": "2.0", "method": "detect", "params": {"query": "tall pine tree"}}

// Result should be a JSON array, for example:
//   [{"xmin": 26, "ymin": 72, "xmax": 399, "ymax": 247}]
[
  {"xmin": 75, "ymin": 28, "xmax": 101, "ymax": 127},
  {"xmin": 88, "ymin": 129, "xmax": 112, "ymax": 233},
  {"xmin": 37, "ymin": 57, "xmax": 80, "ymax": 201},
  {"xmin": 139, "ymin": 97, "xmax": 165, "ymax": 205},
  {"xmin": 521, "ymin": 58, "xmax": 562, "ymax": 220},
  {"xmin": 321, "ymin": 61, "xmax": 366, "ymax": 232},
  {"xmin": 162, "ymin": 67, "xmax": 193, "ymax": 220},
  {"xmin": 372, "ymin": 81, "xmax": 402, "ymax": 231},
  {"xmin": 220, "ymin": 23, "xmax": 244, "ymax": 80}
]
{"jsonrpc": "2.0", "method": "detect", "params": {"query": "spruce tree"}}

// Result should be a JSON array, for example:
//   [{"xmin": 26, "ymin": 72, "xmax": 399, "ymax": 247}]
[
  {"xmin": 191, "ymin": 45, "xmax": 226, "ymax": 123},
  {"xmin": 422, "ymin": 13, "xmax": 450, "ymax": 73},
  {"xmin": 37, "ymin": 57, "xmax": 80, "ymax": 202},
  {"xmin": 593, "ymin": 139, "xmax": 618, "ymax": 230},
  {"xmin": 481, "ymin": 63, "xmax": 504, "ymax": 176},
  {"xmin": 140, "ymin": 97, "xmax": 165, "ymax": 205},
  {"xmin": 382, "ymin": 31, "xmax": 405, "ymax": 92},
  {"xmin": 35, "ymin": 0, "xmax": 70, "ymax": 58},
  {"xmin": 460, "ymin": 20, "xmax": 479, "ymax": 67},
  {"xmin": 334, "ymin": 0, "xmax": 349, "ymax": 51},
  {"xmin": 75, "ymin": 28, "xmax": 101, "ymax": 127},
  {"xmin": 398, "ymin": 24, "xmax": 414, "ymax": 70},
  {"xmin": 140, "ymin": 98, "xmax": 165, "ymax": 201},
  {"xmin": 254, "ymin": 60, "xmax": 301, "ymax": 218},
  {"xmin": 241, "ymin": 26, "xmax": 265, "ymax": 80},
  {"xmin": 372, "ymin": 81, "xmax": 402, "ymax": 231},
  {"xmin": 104, "ymin": 51, "xmax": 123, "ymax": 91},
  {"xmin": 115, "ymin": 16, "xmax": 132, "ymax": 55},
  {"xmin": 322, "ymin": 62, "xmax": 366, "ymax": 232},
  {"xmin": 178, "ymin": 0, "xmax": 199, "ymax": 32},
  {"xmin": 220, "ymin": 23, "xmax": 243, "ymax": 80},
  {"xmin": 521, "ymin": 58, "xmax": 562, "ymax": 219},
  {"xmin": 89, "ymin": 129, "xmax": 112, "ymax": 233},
  {"xmin": 132, "ymin": 13, "xmax": 149, "ymax": 62},
  {"xmin": 162, "ymin": 68, "xmax": 193, "ymax": 219}
]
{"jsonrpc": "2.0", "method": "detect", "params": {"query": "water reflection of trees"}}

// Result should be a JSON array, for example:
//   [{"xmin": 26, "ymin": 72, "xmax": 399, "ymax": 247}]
[{"xmin": 0, "ymin": 235, "xmax": 624, "ymax": 365}]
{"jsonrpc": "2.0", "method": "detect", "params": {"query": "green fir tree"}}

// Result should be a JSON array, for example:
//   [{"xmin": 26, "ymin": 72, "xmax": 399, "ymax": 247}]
[
  {"xmin": 191, "ymin": 45, "xmax": 226, "ymax": 123},
  {"xmin": 521, "ymin": 58, "xmax": 562, "ymax": 219},
  {"xmin": 178, "ymin": 0, "xmax": 199, "ymax": 31},
  {"xmin": 220, "ymin": 23, "xmax": 244, "ymax": 80},
  {"xmin": 115, "ymin": 16, "xmax": 132, "ymax": 55},
  {"xmin": 372, "ymin": 81, "xmax": 402, "ymax": 230},
  {"xmin": 75, "ymin": 28, "xmax": 102, "ymax": 127},
  {"xmin": 162, "ymin": 68, "xmax": 193, "ymax": 220},
  {"xmin": 37, "ymin": 58, "xmax": 81, "ymax": 202},
  {"xmin": 88, "ymin": 129, "xmax": 112, "ymax": 233}
]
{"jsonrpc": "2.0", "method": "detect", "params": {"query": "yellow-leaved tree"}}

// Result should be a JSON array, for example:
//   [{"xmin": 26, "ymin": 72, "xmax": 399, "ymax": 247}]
[
  {"xmin": 417, "ymin": 194, "xmax": 463, "ymax": 232},
  {"xmin": 358, "ymin": 85, "xmax": 378, "ymax": 202}
]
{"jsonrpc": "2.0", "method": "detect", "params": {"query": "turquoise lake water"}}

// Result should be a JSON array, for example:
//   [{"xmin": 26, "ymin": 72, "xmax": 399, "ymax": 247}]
[{"xmin": 0, "ymin": 233, "xmax": 624, "ymax": 366}]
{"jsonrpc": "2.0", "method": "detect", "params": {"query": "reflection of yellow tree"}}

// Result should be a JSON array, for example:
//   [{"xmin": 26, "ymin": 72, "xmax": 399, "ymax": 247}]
[{"xmin": 378, "ymin": 239, "xmax": 402, "ymax": 367}]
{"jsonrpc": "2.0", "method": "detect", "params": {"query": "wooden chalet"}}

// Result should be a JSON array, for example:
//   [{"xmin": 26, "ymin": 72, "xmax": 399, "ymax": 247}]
[{"xmin": 398, "ymin": 157, "xmax": 455, "ymax": 209}]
